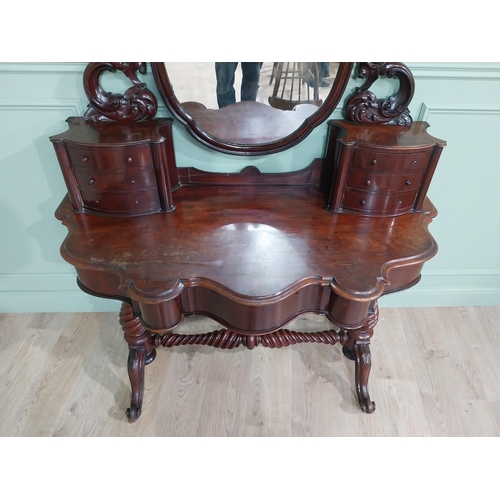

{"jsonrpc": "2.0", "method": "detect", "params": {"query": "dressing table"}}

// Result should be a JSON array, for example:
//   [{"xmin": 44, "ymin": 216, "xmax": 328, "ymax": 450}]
[{"xmin": 51, "ymin": 62, "xmax": 445, "ymax": 422}]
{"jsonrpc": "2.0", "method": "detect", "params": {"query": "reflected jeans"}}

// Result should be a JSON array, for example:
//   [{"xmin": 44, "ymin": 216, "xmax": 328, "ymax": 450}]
[{"xmin": 215, "ymin": 62, "xmax": 263, "ymax": 108}]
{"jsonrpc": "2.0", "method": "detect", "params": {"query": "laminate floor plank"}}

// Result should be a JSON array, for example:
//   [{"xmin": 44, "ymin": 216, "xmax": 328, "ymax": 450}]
[
  {"xmin": 400, "ymin": 307, "xmax": 499, "ymax": 436},
  {"xmin": 20, "ymin": 314, "xmax": 104, "ymax": 437},
  {"xmin": 52, "ymin": 313, "xmax": 129, "ymax": 436},
  {"xmin": 242, "ymin": 344, "xmax": 291, "ymax": 437},
  {"xmin": 195, "ymin": 346, "xmax": 251, "ymax": 437},
  {"xmin": 0, "ymin": 313, "xmax": 92, "ymax": 437},
  {"xmin": 290, "ymin": 342, "xmax": 348, "ymax": 437},
  {"xmin": 1, "ymin": 307, "xmax": 499, "ymax": 437}
]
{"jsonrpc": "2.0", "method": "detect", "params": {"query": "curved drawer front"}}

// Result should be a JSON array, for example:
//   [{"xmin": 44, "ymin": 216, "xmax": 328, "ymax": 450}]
[
  {"xmin": 342, "ymin": 187, "xmax": 419, "ymax": 215},
  {"xmin": 352, "ymin": 146, "xmax": 432, "ymax": 173},
  {"xmin": 347, "ymin": 168, "xmax": 425, "ymax": 193},
  {"xmin": 65, "ymin": 143, "xmax": 152, "ymax": 169},
  {"xmin": 78, "ymin": 187, "xmax": 161, "ymax": 215},
  {"xmin": 73, "ymin": 165, "xmax": 157, "ymax": 192}
]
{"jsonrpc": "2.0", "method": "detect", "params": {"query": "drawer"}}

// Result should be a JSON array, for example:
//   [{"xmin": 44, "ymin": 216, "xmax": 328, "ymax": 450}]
[
  {"xmin": 65, "ymin": 143, "xmax": 152, "ymax": 169},
  {"xmin": 73, "ymin": 165, "xmax": 157, "ymax": 192},
  {"xmin": 347, "ymin": 168, "xmax": 424, "ymax": 193},
  {"xmin": 79, "ymin": 187, "xmax": 161, "ymax": 215},
  {"xmin": 352, "ymin": 146, "xmax": 432, "ymax": 173},
  {"xmin": 342, "ymin": 187, "xmax": 419, "ymax": 215}
]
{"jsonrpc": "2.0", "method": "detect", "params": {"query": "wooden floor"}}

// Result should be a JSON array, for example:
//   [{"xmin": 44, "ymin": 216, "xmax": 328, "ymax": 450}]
[{"xmin": 1, "ymin": 306, "xmax": 500, "ymax": 437}]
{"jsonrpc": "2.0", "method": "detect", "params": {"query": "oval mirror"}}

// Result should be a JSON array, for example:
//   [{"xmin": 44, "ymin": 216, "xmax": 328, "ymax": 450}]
[{"xmin": 151, "ymin": 62, "xmax": 353, "ymax": 155}]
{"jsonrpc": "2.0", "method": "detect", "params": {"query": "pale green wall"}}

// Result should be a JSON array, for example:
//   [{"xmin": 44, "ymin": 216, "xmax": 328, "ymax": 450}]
[{"xmin": 1, "ymin": 62, "xmax": 499, "ymax": 312}]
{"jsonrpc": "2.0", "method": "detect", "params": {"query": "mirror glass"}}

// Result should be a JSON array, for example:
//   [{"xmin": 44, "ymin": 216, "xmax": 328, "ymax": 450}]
[{"xmin": 152, "ymin": 62, "xmax": 353, "ymax": 155}]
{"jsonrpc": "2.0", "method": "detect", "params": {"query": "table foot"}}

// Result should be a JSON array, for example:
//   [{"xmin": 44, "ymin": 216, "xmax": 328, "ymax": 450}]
[
  {"xmin": 342, "ymin": 344, "xmax": 356, "ymax": 361},
  {"xmin": 354, "ymin": 343, "xmax": 376, "ymax": 413},
  {"xmin": 342, "ymin": 301, "xmax": 378, "ymax": 413},
  {"xmin": 120, "ymin": 303, "xmax": 153, "ymax": 422},
  {"xmin": 126, "ymin": 405, "xmax": 142, "ymax": 423}
]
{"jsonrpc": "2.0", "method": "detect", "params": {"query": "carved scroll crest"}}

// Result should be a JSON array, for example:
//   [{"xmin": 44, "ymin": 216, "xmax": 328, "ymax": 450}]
[
  {"xmin": 83, "ymin": 62, "xmax": 158, "ymax": 122},
  {"xmin": 343, "ymin": 62, "xmax": 415, "ymax": 125}
]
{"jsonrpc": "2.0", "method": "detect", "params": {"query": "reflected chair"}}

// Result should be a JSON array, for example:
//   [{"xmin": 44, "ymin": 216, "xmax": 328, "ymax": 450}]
[{"xmin": 268, "ymin": 62, "xmax": 323, "ymax": 111}]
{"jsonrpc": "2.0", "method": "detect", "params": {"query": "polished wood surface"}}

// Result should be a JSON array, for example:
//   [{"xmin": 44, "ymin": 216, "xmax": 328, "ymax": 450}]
[
  {"xmin": 179, "ymin": 100, "xmax": 320, "ymax": 145},
  {"xmin": 2, "ymin": 308, "xmax": 500, "ymax": 436},
  {"xmin": 56, "ymin": 175, "xmax": 438, "ymax": 329},
  {"xmin": 50, "ymin": 117, "xmax": 178, "ymax": 216},
  {"xmin": 323, "ymin": 120, "xmax": 446, "ymax": 215},
  {"xmin": 55, "ymin": 159, "xmax": 439, "ymax": 420},
  {"xmin": 50, "ymin": 64, "xmax": 444, "ymax": 421}
]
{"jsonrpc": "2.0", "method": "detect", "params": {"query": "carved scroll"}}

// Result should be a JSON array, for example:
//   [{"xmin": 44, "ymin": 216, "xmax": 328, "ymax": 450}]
[
  {"xmin": 83, "ymin": 62, "xmax": 158, "ymax": 122},
  {"xmin": 344, "ymin": 62, "xmax": 415, "ymax": 125}
]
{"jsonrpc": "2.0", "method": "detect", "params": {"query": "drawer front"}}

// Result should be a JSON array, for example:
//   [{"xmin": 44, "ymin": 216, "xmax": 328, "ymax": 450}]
[
  {"xmin": 342, "ymin": 187, "xmax": 419, "ymax": 215},
  {"xmin": 73, "ymin": 165, "xmax": 157, "ymax": 192},
  {"xmin": 352, "ymin": 147, "xmax": 432, "ymax": 173},
  {"xmin": 65, "ymin": 143, "xmax": 152, "ymax": 169},
  {"xmin": 347, "ymin": 168, "xmax": 424, "ymax": 193},
  {"xmin": 79, "ymin": 187, "xmax": 161, "ymax": 215}
]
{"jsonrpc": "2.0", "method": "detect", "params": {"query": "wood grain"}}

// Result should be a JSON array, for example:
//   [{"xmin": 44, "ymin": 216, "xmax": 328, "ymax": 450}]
[{"xmin": 1, "ymin": 307, "xmax": 499, "ymax": 436}]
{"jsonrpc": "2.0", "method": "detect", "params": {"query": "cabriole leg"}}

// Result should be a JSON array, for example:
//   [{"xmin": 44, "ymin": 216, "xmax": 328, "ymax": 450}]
[
  {"xmin": 354, "ymin": 342, "xmax": 375, "ymax": 413},
  {"xmin": 119, "ymin": 302, "xmax": 155, "ymax": 422},
  {"xmin": 342, "ymin": 300, "xmax": 378, "ymax": 413}
]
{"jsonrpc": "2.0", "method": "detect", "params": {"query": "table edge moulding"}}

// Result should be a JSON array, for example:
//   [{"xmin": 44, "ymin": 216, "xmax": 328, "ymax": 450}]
[{"xmin": 50, "ymin": 62, "xmax": 446, "ymax": 422}]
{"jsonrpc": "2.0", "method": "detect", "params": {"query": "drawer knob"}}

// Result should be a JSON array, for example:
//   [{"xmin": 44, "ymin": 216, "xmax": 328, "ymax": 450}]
[
  {"xmin": 82, "ymin": 156, "xmax": 88, "ymax": 163},
  {"xmin": 370, "ymin": 159, "xmax": 377, "ymax": 166},
  {"xmin": 126, "ymin": 156, "xmax": 133, "ymax": 163},
  {"xmin": 365, "ymin": 179, "xmax": 371, "ymax": 186},
  {"xmin": 405, "ymin": 180, "xmax": 412, "ymax": 186},
  {"xmin": 360, "ymin": 199, "xmax": 366, "ymax": 206},
  {"xmin": 412, "ymin": 160, "xmax": 417, "ymax": 164},
  {"xmin": 89, "ymin": 178, "xmax": 95, "ymax": 185}
]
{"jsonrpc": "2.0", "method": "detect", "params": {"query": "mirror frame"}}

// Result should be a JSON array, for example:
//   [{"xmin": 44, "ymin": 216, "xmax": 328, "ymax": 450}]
[{"xmin": 150, "ymin": 62, "xmax": 354, "ymax": 156}]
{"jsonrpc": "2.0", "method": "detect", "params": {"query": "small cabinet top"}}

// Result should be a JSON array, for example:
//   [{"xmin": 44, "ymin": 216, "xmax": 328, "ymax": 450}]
[
  {"xmin": 50, "ymin": 117, "xmax": 173, "ymax": 147},
  {"xmin": 328, "ymin": 120, "xmax": 446, "ymax": 150}
]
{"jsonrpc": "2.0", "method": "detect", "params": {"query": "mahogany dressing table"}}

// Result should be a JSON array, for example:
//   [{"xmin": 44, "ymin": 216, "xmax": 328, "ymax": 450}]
[{"xmin": 51, "ymin": 62, "xmax": 445, "ymax": 422}]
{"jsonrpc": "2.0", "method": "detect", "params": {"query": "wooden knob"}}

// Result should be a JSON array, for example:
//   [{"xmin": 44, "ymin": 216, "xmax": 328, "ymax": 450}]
[
  {"xmin": 360, "ymin": 199, "xmax": 366, "ymax": 206},
  {"xmin": 89, "ymin": 178, "xmax": 95, "ymax": 185},
  {"xmin": 365, "ymin": 179, "xmax": 371, "ymax": 186},
  {"xmin": 82, "ymin": 156, "xmax": 88, "ymax": 162},
  {"xmin": 127, "ymin": 156, "xmax": 133, "ymax": 163},
  {"xmin": 405, "ymin": 180, "xmax": 412, "ymax": 186},
  {"xmin": 371, "ymin": 159, "xmax": 377, "ymax": 165},
  {"xmin": 412, "ymin": 160, "xmax": 417, "ymax": 164}
]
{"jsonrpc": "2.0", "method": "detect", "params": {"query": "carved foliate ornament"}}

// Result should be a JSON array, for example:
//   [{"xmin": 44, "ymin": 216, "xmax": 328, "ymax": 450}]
[
  {"xmin": 83, "ymin": 62, "xmax": 158, "ymax": 122},
  {"xmin": 344, "ymin": 62, "xmax": 415, "ymax": 125}
]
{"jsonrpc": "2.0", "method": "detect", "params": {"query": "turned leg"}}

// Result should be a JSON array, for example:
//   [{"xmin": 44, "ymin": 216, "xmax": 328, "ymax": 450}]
[
  {"xmin": 119, "ymin": 302, "xmax": 155, "ymax": 422},
  {"xmin": 342, "ymin": 301, "xmax": 378, "ymax": 414}
]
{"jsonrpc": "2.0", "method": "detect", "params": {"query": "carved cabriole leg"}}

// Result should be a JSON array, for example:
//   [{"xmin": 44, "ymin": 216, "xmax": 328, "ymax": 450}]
[
  {"xmin": 341, "ymin": 300, "xmax": 378, "ymax": 414},
  {"xmin": 119, "ymin": 302, "xmax": 156, "ymax": 422}
]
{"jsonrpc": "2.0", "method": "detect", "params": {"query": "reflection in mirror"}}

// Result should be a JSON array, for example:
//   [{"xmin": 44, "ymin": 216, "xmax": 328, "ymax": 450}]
[{"xmin": 164, "ymin": 62, "xmax": 340, "ymax": 145}]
